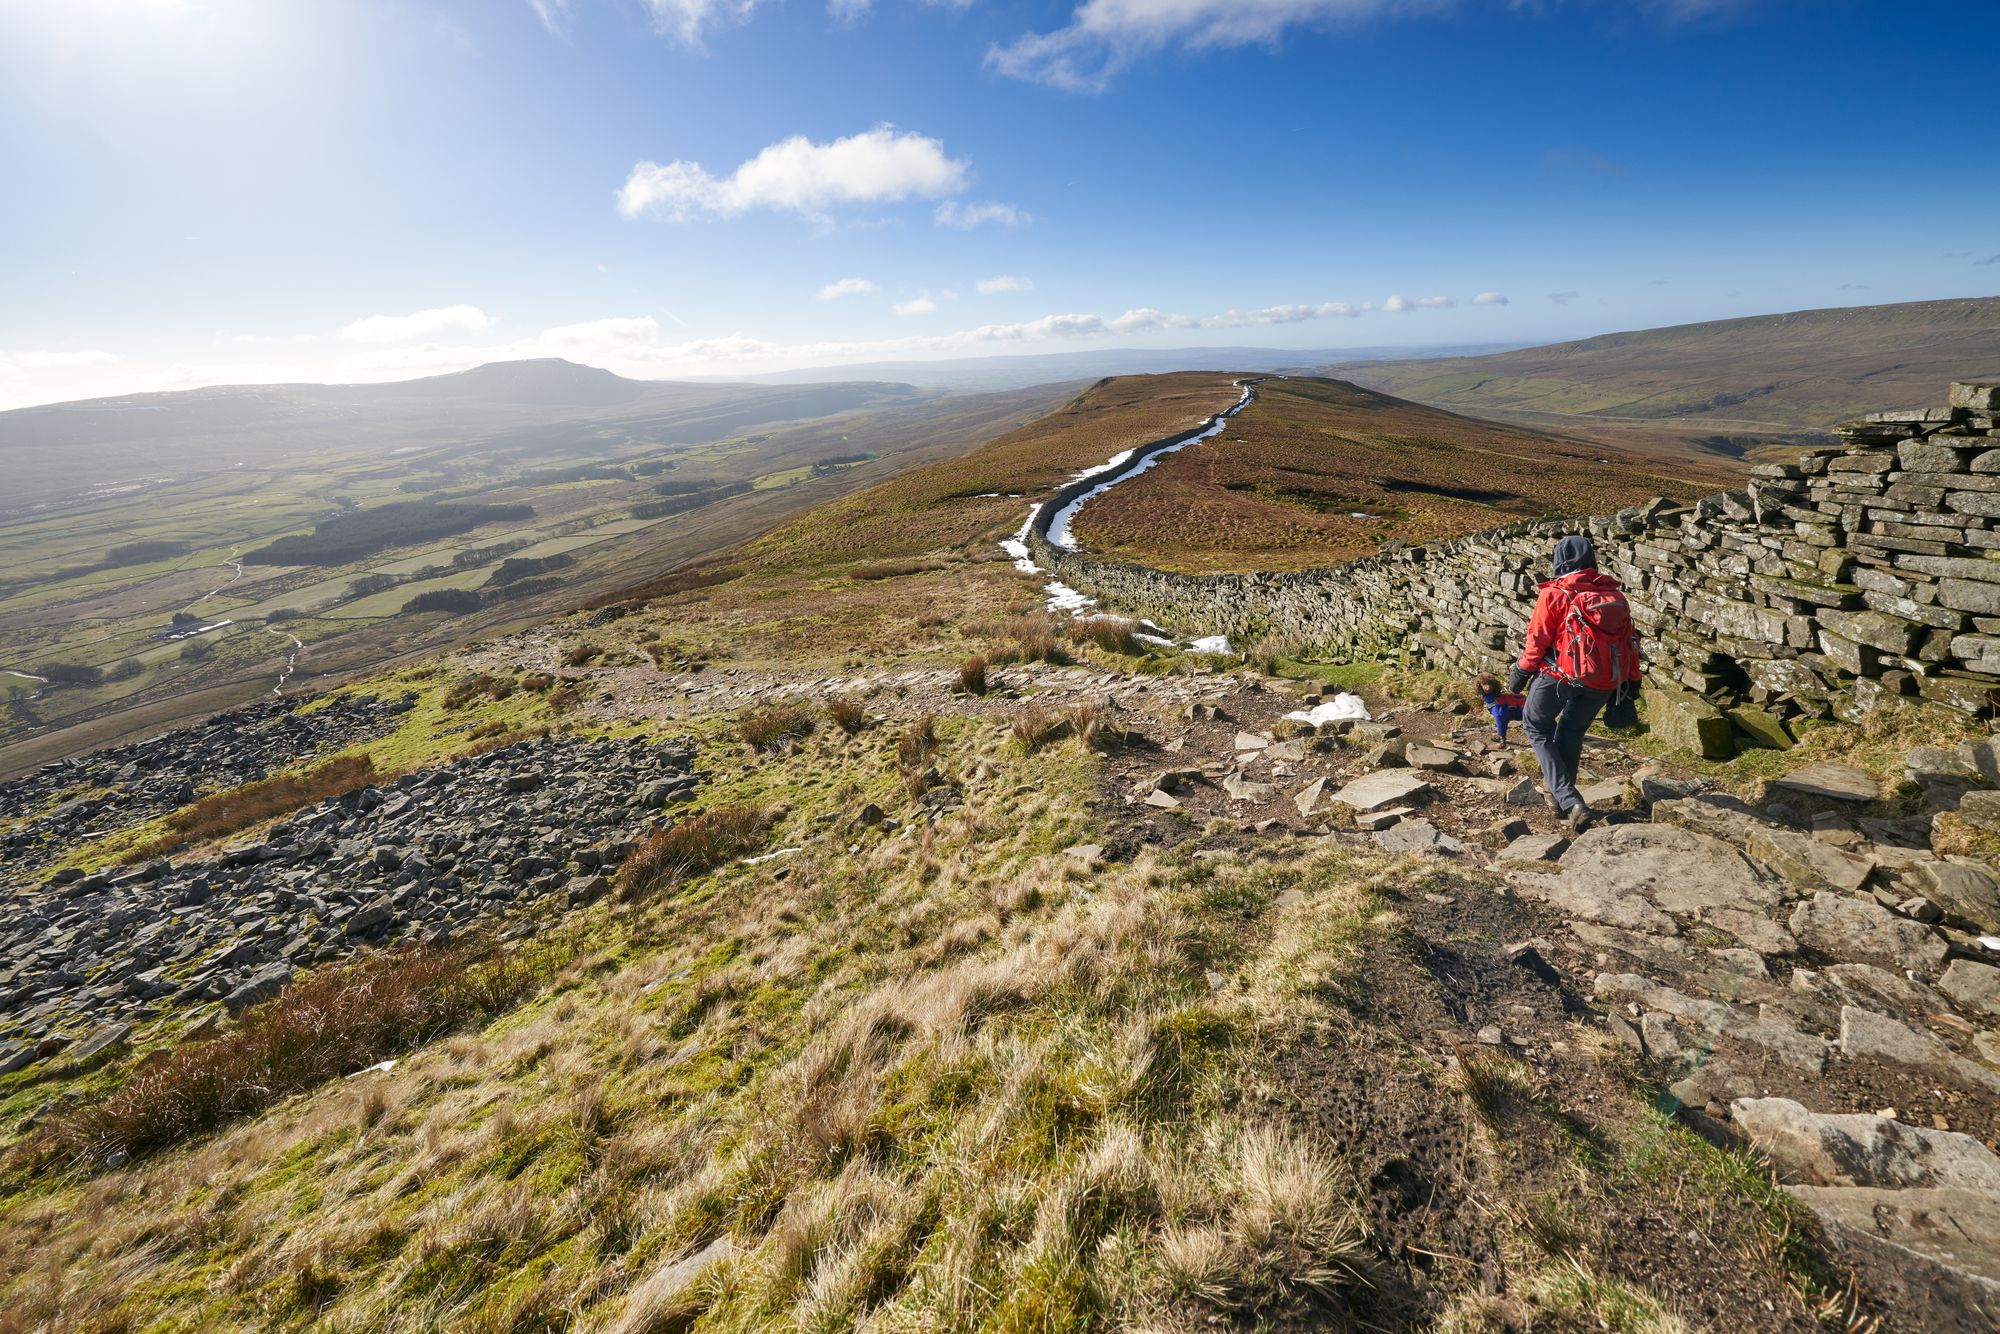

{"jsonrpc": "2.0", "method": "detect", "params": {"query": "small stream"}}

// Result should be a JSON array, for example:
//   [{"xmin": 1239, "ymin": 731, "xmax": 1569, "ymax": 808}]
[{"xmin": 267, "ymin": 627, "xmax": 305, "ymax": 694}]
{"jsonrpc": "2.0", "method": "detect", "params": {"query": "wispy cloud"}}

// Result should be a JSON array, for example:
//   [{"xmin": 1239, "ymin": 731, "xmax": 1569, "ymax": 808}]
[
  {"xmin": 341, "ymin": 305, "xmax": 493, "ymax": 344},
  {"xmin": 527, "ymin": 0, "xmax": 570, "ymax": 34},
  {"xmin": 1416, "ymin": 294, "xmax": 1455, "ymax": 308},
  {"xmin": 619, "ymin": 126, "xmax": 967, "ymax": 222},
  {"xmin": 893, "ymin": 296, "xmax": 939, "ymax": 316},
  {"xmin": 1978, "ymin": 254, "xmax": 2000, "ymax": 266},
  {"xmin": 1472, "ymin": 291, "xmax": 1509, "ymax": 306},
  {"xmin": 1548, "ymin": 290, "xmax": 1580, "ymax": 305},
  {"xmin": 642, "ymin": 0, "xmax": 763, "ymax": 46},
  {"xmin": 817, "ymin": 276, "xmax": 877, "ymax": 300},
  {"xmin": 988, "ymin": 0, "xmax": 1416, "ymax": 92},
  {"xmin": 976, "ymin": 274, "xmax": 1034, "ymax": 295},
  {"xmin": 934, "ymin": 200, "xmax": 1029, "ymax": 229}
]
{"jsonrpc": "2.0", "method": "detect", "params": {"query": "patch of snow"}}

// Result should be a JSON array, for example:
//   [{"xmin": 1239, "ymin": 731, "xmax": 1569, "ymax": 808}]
[
  {"xmin": 348, "ymin": 1059, "xmax": 398, "ymax": 1077},
  {"xmin": 1045, "ymin": 381, "xmax": 1254, "ymax": 551},
  {"xmin": 1189, "ymin": 635, "xmax": 1235, "ymax": 656},
  {"xmin": 1284, "ymin": 693, "xmax": 1372, "ymax": 727},
  {"xmin": 1043, "ymin": 580, "xmax": 1095, "ymax": 613},
  {"xmin": 743, "ymin": 847, "xmax": 800, "ymax": 865}
]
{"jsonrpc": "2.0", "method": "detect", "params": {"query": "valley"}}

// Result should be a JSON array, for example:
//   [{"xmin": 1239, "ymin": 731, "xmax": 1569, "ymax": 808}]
[{"xmin": 0, "ymin": 364, "xmax": 1070, "ymax": 770}]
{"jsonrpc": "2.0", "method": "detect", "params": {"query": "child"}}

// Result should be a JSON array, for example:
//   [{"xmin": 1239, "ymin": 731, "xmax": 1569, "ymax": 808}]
[{"xmin": 1475, "ymin": 672, "xmax": 1526, "ymax": 744}]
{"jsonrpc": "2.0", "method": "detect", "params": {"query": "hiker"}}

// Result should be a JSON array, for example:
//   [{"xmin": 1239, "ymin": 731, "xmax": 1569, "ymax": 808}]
[{"xmin": 1507, "ymin": 534, "xmax": 1641, "ymax": 832}]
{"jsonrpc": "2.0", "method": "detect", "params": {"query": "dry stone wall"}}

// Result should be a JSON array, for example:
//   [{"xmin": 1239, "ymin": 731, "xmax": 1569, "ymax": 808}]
[{"xmin": 1026, "ymin": 380, "xmax": 2000, "ymax": 755}]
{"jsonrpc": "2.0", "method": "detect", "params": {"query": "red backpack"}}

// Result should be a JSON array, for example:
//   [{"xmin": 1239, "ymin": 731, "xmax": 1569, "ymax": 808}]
[{"xmin": 1551, "ymin": 581, "xmax": 1634, "ymax": 690}]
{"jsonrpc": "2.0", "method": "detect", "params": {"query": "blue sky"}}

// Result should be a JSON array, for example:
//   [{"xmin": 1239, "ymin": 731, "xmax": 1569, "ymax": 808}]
[{"xmin": 0, "ymin": 0, "xmax": 1994, "ymax": 408}]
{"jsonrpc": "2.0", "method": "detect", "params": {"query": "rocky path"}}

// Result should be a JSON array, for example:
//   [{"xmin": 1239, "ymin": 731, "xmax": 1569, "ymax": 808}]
[{"xmin": 1074, "ymin": 681, "xmax": 2000, "ymax": 1322}]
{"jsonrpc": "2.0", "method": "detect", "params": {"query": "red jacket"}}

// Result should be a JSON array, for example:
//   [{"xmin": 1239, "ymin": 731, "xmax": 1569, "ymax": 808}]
[{"xmin": 1518, "ymin": 569, "xmax": 1641, "ymax": 684}]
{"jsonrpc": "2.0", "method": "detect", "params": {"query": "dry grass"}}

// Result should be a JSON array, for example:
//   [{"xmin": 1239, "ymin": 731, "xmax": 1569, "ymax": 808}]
[
  {"xmin": 1156, "ymin": 1125, "xmax": 1372, "ymax": 1318},
  {"xmin": 1011, "ymin": 704, "xmax": 1070, "ymax": 754},
  {"xmin": 1070, "ymin": 614, "xmax": 1143, "ymax": 656},
  {"xmin": 894, "ymin": 712, "xmax": 941, "ymax": 798},
  {"xmin": 850, "ymin": 558, "xmax": 945, "ymax": 581},
  {"xmin": 825, "ymin": 695, "xmax": 867, "ymax": 734},
  {"xmin": 618, "ymin": 805, "xmax": 771, "ymax": 898},
  {"xmin": 736, "ymin": 702, "xmax": 815, "ymax": 752},
  {"xmin": 1070, "ymin": 376, "xmax": 1738, "ymax": 573},
  {"xmin": 957, "ymin": 655, "xmax": 988, "ymax": 696},
  {"xmin": 564, "ymin": 642, "xmax": 603, "ymax": 667},
  {"xmin": 444, "ymin": 673, "xmax": 515, "ymax": 709},
  {"xmin": 973, "ymin": 612, "xmax": 1072, "ymax": 667},
  {"xmin": 27, "ymin": 937, "xmax": 557, "ymax": 1170},
  {"xmin": 125, "ymin": 753, "xmax": 378, "ymax": 861}
]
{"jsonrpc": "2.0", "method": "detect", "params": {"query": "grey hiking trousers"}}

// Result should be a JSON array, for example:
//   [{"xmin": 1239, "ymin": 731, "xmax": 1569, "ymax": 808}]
[{"xmin": 1522, "ymin": 674, "xmax": 1612, "ymax": 815}]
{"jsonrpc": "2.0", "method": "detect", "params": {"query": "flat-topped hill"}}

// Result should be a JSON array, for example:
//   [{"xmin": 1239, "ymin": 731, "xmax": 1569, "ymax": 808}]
[
  {"xmin": 1067, "ymin": 376, "xmax": 1746, "ymax": 573},
  {"xmin": 1332, "ymin": 295, "xmax": 2000, "ymax": 432}
]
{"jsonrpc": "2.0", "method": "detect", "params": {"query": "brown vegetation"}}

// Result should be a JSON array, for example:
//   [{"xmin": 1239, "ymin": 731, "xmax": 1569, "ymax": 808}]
[
  {"xmin": 1010, "ymin": 704, "xmax": 1068, "ymax": 753},
  {"xmin": 1070, "ymin": 614, "xmax": 1144, "ymax": 656},
  {"xmin": 825, "ymin": 695, "xmax": 867, "ymax": 734},
  {"xmin": 30, "ymin": 937, "xmax": 556, "ymax": 1169},
  {"xmin": 444, "ymin": 673, "xmax": 515, "ymax": 709},
  {"xmin": 1073, "ymin": 377, "xmax": 1741, "ymax": 573},
  {"xmin": 850, "ymin": 558, "xmax": 945, "ymax": 581},
  {"xmin": 957, "ymin": 655, "xmax": 988, "ymax": 695},
  {"xmin": 736, "ymin": 703, "xmax": 815, "ymax": 751},
  {"xmin": 617, "ymin": 805, "xmax": 771, "ymax": 899},
  {"xmin": 127, "ymin": 753, "xmax": 378, "ymax": 860},
  {"xmin": 972, "ymin": 612, "xmax": 1072, "ymax": 666}
]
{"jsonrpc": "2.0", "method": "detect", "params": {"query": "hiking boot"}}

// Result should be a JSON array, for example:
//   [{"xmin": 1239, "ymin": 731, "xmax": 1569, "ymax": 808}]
[{"xmin": 1566, "ymin": 804, "xmax": 1596, "ymax": 835}]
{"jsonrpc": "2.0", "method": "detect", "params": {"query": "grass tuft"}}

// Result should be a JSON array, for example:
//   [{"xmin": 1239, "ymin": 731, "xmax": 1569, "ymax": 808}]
[
  {"xmin": 957, "ymin": 656, "xmax": 988, "ymax": 696},
  {"xmin": 825, "ymin": 695, "xmax": 867, "ymax": 734},
  {"xmin": 1070, "ymin": 615, "xmax": 1143, "ymax": 656},
  {"xmin": 1011, "ymin": 704, "xmax": 1069, "ymax": 754},
  {"xmin": 619, "ymin": 805, "xmax": 771, "ymax": 898},
  {"xmin": 736, "ymin": 703, "xmax": 814, "ymax": 752}
]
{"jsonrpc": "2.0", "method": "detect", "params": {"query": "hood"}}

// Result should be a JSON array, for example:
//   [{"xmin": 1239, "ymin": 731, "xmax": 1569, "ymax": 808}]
[
  {"xmin": 1551, "ymin": 534, "xmax": 1596, "ymax": 578},
  {"xmin": 1547, "ymin": 567, "xmax": 1625, "ymax": 596}
]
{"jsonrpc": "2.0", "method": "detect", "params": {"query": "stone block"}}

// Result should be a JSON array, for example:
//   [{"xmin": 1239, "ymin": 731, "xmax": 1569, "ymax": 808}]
[
  {"xmin": 1728, "ymin": 705, "xmax": 1794, "ymax": 750},
  {"xmin": 1819, "ymin": 608, "xmax": 1920, "ymax": 655},
  {"xmin": 1645, "ymin": 685, "xmax": 1735, "ymax": 759},
  {"xmin": 1950, "ymin": 381, "xmax": 2000, "ymax": 412}
]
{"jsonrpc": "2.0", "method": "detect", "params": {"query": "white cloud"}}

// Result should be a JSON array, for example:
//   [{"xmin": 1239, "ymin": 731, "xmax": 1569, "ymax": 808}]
[
  {"xmin": 618, "ymin": 126, "xmax": 967, "ymax": 223},
  {"xmin": 0, "ymin": 348, "xmax": 119, "ymax": 374},
  {"xmin": 934, "ymin": 200, "xmax": 1029, "ymax": 229},
  {"xmin": 1381, "ymin": 294, "xmax": 1413, "ymax": 313},
  {"xmin": 989, "ymin": 0, "xmax": 1416, "ymax": 92},
  {"xmin": 642, "ymin": 0, "xmax": 763, "ymax": 45},
  {"xmin": 1472, "ymin": 291, "xmax": 1509, "ymax": 306},
  {"xmin": 976, "ymin": 274, "xmax": 1034, "ymax": 295},
  {"xmin": 341, "ymin": 305, "xmax": 493, "ymax": 344},
  {"xmin": 527, "ymin": 0, "xmax": 570, "ymax": 34},
  {"xmin": 1416, "ymin": 294, "xmax": 1455, "ymax": 309},
  {"xmin": 894, "ymin": 297, "xmax": 939, "ymax": 316},
  {"xmin": 1210, "ymin": 301, "xmax": 1361, "ymax": 327},
  {"xmin": 817, "ymin": 276, "xmax": 878, "ymax": 300}
]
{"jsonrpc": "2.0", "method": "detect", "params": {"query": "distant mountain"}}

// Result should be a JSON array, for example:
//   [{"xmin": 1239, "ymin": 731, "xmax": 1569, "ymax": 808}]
[
  {"xmin": 366, "ymin": 357, "xmax": 657, "ymax": 407},
  {"xmin": 712, "ymin": 343, "xmax": 1520, "ymax": 393},
  {"xmin": 1328, "ymin": 296, "xmax": 2000, "ymax": 431},
  {"xmin": 0, "ymin": 360, "xmax": 918, "ymax": 513}
]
